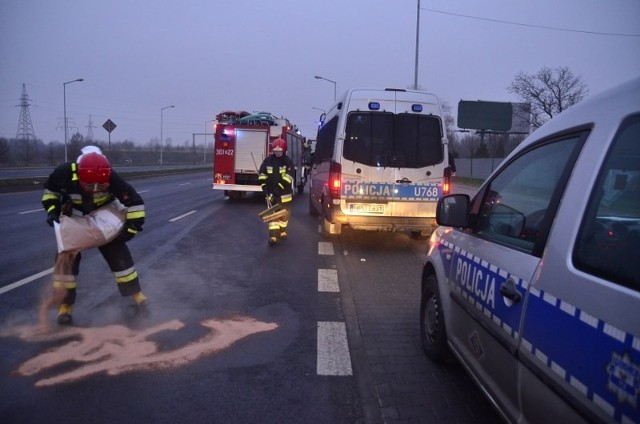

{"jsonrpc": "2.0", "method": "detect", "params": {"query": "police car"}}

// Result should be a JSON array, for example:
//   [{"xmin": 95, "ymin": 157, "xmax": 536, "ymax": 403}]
[{"xmin": 420, "ymin": 77, "xmax": 639, "ymax": 424}]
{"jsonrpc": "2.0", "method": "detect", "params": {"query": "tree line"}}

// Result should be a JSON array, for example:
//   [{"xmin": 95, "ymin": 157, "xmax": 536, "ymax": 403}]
[
  {"xmin": 2, "ymin": 67, "xmax": 588, "ymax": 166},
  {"xmin": 0, "ymin": 133, "xmax": 211, "ymax": 167}
]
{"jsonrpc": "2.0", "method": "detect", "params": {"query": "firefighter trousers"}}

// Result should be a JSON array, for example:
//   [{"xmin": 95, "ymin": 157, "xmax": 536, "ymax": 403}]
[
  {"xmin": 53, "ymin": 238, "xmax": 142, "ymax": 306},
  {"xmin": 267, "ymin": 202, "xmax": 291, "ymax": 238}
]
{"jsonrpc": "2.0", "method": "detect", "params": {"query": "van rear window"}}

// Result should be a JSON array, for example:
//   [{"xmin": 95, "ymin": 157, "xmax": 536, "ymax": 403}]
[{"xmin": 344, "ymin": 112, "xmax": 443, "ymax": 168}]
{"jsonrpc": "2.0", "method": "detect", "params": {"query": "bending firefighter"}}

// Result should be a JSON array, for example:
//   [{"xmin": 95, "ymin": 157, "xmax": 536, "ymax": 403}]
[
  {"xmin": 41, "ymin": 146, "xmax": 147, "ymax": 325},
  {"xmin": 258, "ymin": 138, "xmax": 294, "ymax": 246}
]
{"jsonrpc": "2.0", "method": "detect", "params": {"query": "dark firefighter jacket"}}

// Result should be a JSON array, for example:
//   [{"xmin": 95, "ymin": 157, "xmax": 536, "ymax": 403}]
[
  {"xmin": 42, "ymin": 162, "xmax": 145, "ymax": 231},
  {"xmin": 258, "ymin": 154, "xmax": 294, "ymax": 203}
]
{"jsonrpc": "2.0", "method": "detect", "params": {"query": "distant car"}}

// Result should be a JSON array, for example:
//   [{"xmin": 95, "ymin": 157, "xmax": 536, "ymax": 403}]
[{"xmin": 420, "ymin": 78, "xmax": 640, "ymax": 424}]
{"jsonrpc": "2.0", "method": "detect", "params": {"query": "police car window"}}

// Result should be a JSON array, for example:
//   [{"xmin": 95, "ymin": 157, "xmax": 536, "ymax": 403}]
[
  {"xmin": 476, "ymin": 137, "xmax": 579, "ymax": 254},
  {"xmin": 395, "ymin": 114, "xmax": 443, "ymax": 168},
  {"xmin": 574, "ymin": 115, "xmax": 640, "ymax": 291},
  {"xmin": 344, "ymin": 112, "xmax": 394, "ymax": 167}
]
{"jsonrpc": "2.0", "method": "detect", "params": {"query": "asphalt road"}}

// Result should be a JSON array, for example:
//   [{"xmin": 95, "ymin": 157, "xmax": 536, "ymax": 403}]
[{"xmin": 0, "ymin": 172, "xmax": 496, "ymax": 424}]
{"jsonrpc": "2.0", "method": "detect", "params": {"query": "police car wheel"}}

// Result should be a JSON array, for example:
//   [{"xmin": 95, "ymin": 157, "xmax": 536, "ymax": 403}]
[{"xmin": 420, "ymin": 274, "xmax": 453, "ymax": 363}]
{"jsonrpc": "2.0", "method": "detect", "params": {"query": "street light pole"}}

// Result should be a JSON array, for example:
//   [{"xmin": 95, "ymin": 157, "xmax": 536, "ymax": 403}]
[
  {"xmin": 205, "ymin": 119, "xmax": 215, "ymax": 164},
  {"xmin": 63, "ymin": 78, "xmax": 84, "ymax": 162},
  {"xmin": 413, "ymin": 0, "xmax": 421, "ymax": 90},
  {"xmin": 314, "ymin": 75, "xmax": 337, "ymax": 102},
  {"xmin": 160, "ymin": 105, "xmax": 175, "ymax": 166}
]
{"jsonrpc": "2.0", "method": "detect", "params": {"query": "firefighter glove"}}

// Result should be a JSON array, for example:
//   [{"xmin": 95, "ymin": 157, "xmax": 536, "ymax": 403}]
[
  {"xmin": 265, "ymin": 194, "xmax": 274, "ymax": 204},
  {"xmin": 121, "ymin": 222, "xmax": 142, "ymax": 242},
  {"xmin": 46, "ymin": 211, "xmax": 60, "ymax": 227}
]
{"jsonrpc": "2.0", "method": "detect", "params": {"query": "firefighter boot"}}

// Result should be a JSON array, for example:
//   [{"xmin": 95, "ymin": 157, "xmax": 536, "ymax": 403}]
[
  {"xmin": 57, "ymin": 304, "xmax": 73, "ymax": 325},
  {"xmin": 132, "ymin": 292, "xmax": 149, "ymax": 315},
  {"xmin": 268, "ymin": 236, "xmax": 278, "ymax": 246},
  {"xmin": 280, "ymin": 231, "xmax": 288, "ymax": 241}
]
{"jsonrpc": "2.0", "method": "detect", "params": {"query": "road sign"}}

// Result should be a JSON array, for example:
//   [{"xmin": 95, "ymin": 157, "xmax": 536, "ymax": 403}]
[{"xmin": 103, "ymin": 119, "xmax": 117, "ymax": 133}]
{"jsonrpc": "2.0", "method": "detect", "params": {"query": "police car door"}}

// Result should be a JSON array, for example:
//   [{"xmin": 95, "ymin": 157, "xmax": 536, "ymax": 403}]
[
  {"xmin": 518, "ymin": 119, "xmax": 640, "ymax": 423},
  {"xmin": 446, "ymin": 136, "xmax": 582, "ymax": 418}
]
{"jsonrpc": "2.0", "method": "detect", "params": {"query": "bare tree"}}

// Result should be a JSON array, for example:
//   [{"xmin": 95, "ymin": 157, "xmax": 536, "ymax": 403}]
[{"xmin": 508, "ymin": 66, "xmax": 589, "ymax": 129}]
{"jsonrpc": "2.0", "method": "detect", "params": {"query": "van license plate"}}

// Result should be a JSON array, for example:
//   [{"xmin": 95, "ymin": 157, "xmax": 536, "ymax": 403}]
[{"xmin": 349, "ymin": 203, "xmax": 385, "ymax": 214}]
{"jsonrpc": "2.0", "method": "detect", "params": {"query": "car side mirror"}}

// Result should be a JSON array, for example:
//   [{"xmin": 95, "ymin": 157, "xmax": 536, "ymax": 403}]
[{"xmin": 436, "ymin": 194, "xmax": 471, "ymax": 227}]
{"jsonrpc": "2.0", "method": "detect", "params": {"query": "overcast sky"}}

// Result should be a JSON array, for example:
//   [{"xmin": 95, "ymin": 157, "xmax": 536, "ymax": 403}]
[{"xmin": 1, "ymin": 0, "xmax": 638, "ymax": 148}]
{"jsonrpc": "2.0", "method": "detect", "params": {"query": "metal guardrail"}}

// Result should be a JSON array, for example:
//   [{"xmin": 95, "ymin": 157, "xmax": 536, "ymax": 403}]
[{"xmin": 0, "ymin": 165, "xmax": 210, "ymax": 193}]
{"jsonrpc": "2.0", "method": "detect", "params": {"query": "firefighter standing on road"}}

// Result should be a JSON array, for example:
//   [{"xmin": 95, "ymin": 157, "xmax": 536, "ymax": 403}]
[
  {"xmin": 41, "ymin": 146, "xmax": 148, "ymax": 325},
  {"xmin": 258, "ymin": 138, "xmax": 294, "ymax": 246}
]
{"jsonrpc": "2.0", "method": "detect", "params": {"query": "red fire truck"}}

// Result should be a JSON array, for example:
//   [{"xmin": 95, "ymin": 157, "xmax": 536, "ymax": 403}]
[{"xmin": 212, "ymin": 111, "xmax": 308, "ymax": 199}]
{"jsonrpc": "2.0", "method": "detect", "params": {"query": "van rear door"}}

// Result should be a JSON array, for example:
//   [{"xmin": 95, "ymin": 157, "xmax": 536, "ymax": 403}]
[
  {"xmin": 340, "ymin": 105, "xmax": 396, "ymax": 218},
  {"xmin": 389, "ymin": 111, "xmax": 445, "ymax": 218}
]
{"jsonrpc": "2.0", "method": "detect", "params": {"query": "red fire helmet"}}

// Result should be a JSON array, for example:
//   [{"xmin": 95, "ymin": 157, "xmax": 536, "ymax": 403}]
[
  {"xmin": 272, "ymin": 138, "xmax": 287, "ymax": 153},
  {"xmin": 77, "ymin": 152, "xmax": 112, "ymax": 184}
]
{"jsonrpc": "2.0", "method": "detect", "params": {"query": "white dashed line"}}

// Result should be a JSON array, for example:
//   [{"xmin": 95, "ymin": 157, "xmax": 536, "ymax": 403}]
[
  {"xmin": 317, "ymin": 321, "xmax": 353, "ymax": 376},
  {"xmin": 316, "ymin": 241, "xmax": 351, "ymax": 375},
  {"xmin": 318, "ymin": 269, "xmax": 339, "ymax": 292},
  {"xmin": 318, "ymin": 241, "xmax": 334, "ymax": 255},
  {"xmin": 169, "ymin": 210, "xmax": 197, "ymax": 222},
  {"xmin": 0, "ymin": 268, "xmax": 53, "ymax": 295}
]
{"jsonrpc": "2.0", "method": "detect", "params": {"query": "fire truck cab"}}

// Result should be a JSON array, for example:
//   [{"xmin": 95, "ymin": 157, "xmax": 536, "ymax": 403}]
[{"xmin": 212, "ymin": 111, "xmax": 307, "ymax": 199}]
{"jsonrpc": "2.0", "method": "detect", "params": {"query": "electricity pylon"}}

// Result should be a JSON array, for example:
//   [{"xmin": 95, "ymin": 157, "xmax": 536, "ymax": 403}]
[{"xmin": 16, "ymin": 83, "xmax": 37, "ymax": 165}]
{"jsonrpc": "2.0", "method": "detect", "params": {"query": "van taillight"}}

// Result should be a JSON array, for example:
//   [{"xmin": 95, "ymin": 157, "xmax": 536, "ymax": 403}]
[
  {"xmin": 329, "ymin": 161, "xmax": 342, "ymax": 199},
  {"xmin": 443, "ymin": 167, "xmax": 452, "ymax": 195}
]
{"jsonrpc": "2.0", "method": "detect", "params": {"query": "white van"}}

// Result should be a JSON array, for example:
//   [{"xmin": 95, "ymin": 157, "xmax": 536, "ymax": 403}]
[
  {"xmin": 308, "ymin": 88, "xmax": 452, "ymax": 235},
  {"xmin": 420, "ymin": 77, "xmax": 640, "ymax": 424}
]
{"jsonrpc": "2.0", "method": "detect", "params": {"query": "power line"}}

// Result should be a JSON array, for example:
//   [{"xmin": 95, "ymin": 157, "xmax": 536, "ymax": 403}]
[{"xmin": 422, "ymin": 7, "xmax": 640, "ymax": 38}]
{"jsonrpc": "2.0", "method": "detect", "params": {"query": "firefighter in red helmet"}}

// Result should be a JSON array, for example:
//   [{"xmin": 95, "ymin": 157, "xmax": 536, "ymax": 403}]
[
  {"xmin": 41, "ymin": 146, "xmax": 147, "ymax": 325},
  {"xmin": 258, "ymin": 138, "xmax": 295, "ymax": 246}
]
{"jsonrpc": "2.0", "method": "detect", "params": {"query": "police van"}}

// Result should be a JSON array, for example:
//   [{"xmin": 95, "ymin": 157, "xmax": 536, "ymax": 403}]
[
  {"xmin": 420, "ymin": 78, "xmax": 640, "ymax": 424},
  {"xmin": 308, "ymin": 88, "xmax": 452, "ymax": 235}
]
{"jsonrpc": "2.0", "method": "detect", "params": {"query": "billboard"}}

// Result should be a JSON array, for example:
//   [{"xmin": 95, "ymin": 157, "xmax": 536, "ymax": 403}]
[{"xmin": 458, "ymin": 100, "xmax": 513, "ymax": 131}]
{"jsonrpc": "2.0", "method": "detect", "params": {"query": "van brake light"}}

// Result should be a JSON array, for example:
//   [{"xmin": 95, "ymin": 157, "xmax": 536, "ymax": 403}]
[
  {"xmin": 329, "ymin": 161, "xmax": 342, "ymax": 199},
  {"xmin": 443, "ymin": 167, "xmax": 452, "ymax": 195}
]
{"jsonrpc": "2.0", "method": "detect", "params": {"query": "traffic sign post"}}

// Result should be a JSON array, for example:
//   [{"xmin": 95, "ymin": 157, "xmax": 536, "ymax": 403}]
[{"xmin": 103, "ymin": 119, "xmax": 117, "ymax": 149}]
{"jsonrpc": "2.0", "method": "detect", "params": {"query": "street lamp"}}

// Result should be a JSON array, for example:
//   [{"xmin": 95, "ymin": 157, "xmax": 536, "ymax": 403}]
[
  {"xmin": 205, "ymin": 119, "xmax": 215, "ymax": 164},
  {"xmin": 413, "ymin": 0, "xmax": 421, "ymax": 90},
  {"xmin": 160, "ymin": 105, "xmax": 175, "ymax": 165},
  {"xmin": 63, "ymin": 78, "xmax": 84, "ymax": 162},
  {"xmin": 314, "ymin": 75, "xmax": 337, "ymax": 102}
]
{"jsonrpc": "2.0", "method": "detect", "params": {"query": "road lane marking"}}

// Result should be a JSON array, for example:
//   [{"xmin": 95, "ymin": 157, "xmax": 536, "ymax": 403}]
[
  {"xmin": 169, "ymin": 210, "xmax": 197, "ymax": 222},
  {"xmin": 317, "ymin": 321, "xmax": 353, "ymax": 376},
  {"xmin": 19, "ymin": 209, "xmax": 42, "ymax": 215},
  {"xmin": 0, "ymin": 268, "xmax": 53, "ymax": 295},
  {"xmin": 318, "ymin": 269, "xmax": 339, "ymax": 292},
  {"xmin": 318, "ymin": 241, "xmax": 334, "ymax": 255}
]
